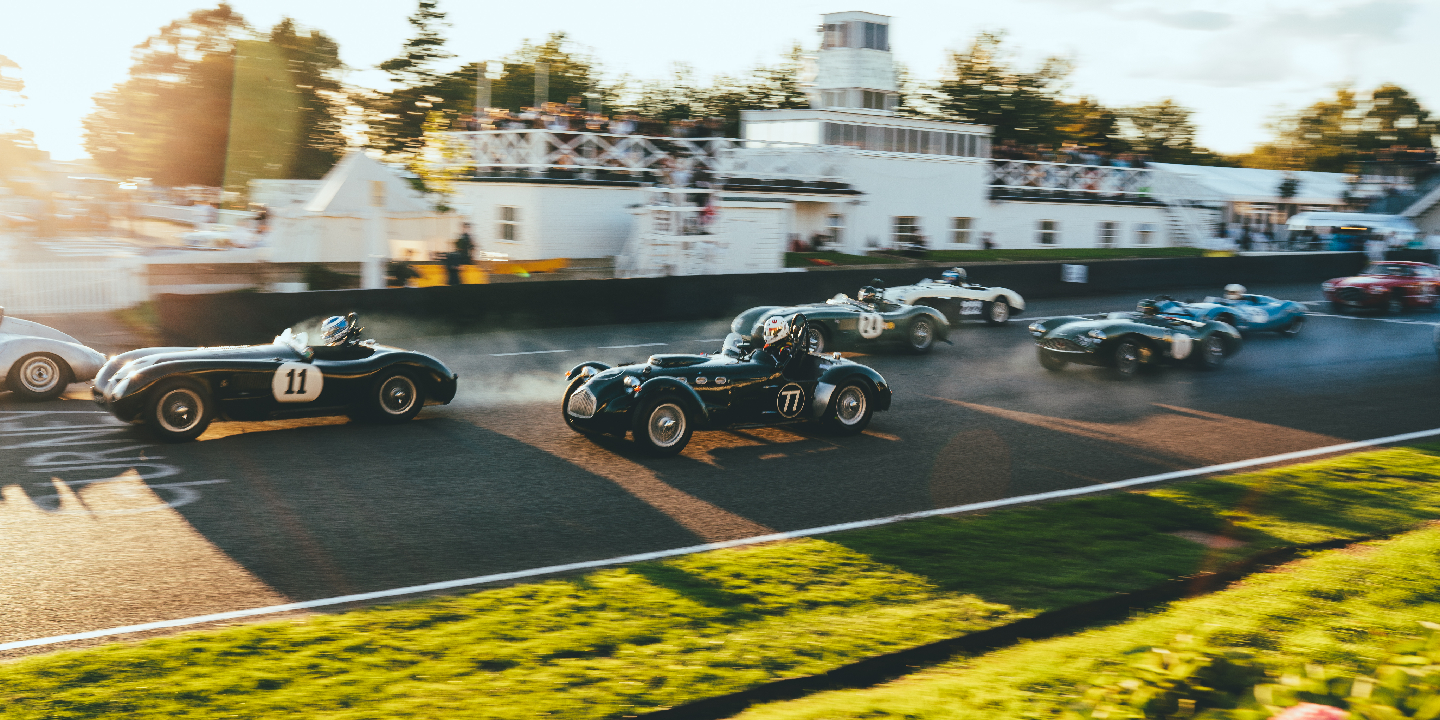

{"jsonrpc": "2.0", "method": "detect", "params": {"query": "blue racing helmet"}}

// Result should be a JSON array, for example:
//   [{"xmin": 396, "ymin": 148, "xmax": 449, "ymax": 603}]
[
  {"xmin": 940, "ymin": 267, "xmax": 967, "ymax": 285},
  {"xmin": 320, "ymin": 313, "xmax": 360, "ymax": 346}
]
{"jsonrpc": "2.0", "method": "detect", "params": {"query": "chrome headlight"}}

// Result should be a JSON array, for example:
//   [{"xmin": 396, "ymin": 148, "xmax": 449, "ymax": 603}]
[
  {"xmin": 1027, "ymin": 322, "xmax": 1044, "ymax": 334},
  {"xmin": 1087, "ymin": 329, "xmax": 1107, "ymax": 339},
  {"xmin": 622, "ymin": 375, "xmax": 641, "ymax": 392},
  {"xmin": 569, "ymin": 365, "xmax": 599, "ymax": 381}
]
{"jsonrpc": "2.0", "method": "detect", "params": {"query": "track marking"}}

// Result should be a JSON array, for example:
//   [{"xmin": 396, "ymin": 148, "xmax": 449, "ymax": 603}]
[
  {"xmin": 488, "ymin": 349, "xmax": 573, "ymax": 357},
  {"xmin": 1308, "ymin": 312, "xmax": 1440, "ymax": 326},
  {"xmin": 596, "ymin": 342, "xmax": 668, "ymax": 349},
  {"xmin": 8, "ymin": 424, "xmax": 1440, "ymax": 653}
]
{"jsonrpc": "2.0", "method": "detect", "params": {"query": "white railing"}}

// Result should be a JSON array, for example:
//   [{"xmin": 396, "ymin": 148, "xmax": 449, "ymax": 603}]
[
  {"xmin": 0, "ymin": 260, "xmax": 148, "ymax": 314},
  {"xmin": 988, "ymin": 159, "xmax": 1154, "ymax": 198},
  {"xmin": 441, "ymin": 130, "xmax": 850, "ymax": 183},
  {"xmin": 1148, "ymin": 169, "xmax": 1228, "ymax": 247}
]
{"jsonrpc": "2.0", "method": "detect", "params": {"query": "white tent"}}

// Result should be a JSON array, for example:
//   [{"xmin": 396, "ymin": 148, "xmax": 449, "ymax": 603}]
[
  {"xmin": 1149, "ymin": 163, "xmax": 1350, "ymax": 206},
  {"xmin": 1286, "ymin": 211, "xmax": 1420, "ymax": 243},
  {"xmin": 267, "ymin": 152, "xmax": 461, "ymax": 264}
]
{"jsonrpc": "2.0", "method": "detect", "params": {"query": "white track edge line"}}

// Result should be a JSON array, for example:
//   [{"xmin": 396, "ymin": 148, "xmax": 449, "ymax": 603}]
[{"xmin": 7, "ymin": 425, "xmax": 1440, "ymax": 652}]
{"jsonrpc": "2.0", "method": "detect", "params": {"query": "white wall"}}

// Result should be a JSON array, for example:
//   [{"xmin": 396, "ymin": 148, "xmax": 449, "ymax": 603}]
[
  {"xmin": 986, "ymin": 202, "xmax": 1172, "ymax": 249},
  {"xmin": 838, "ymin": 154, "xmax": 990, "ymax": 252},
  {"xmin": 267, "ymin": 212, "xmax": 461, "ymax": 263},
  {"xmin": 450, "ymin": 182, "xmax": 641, "ymax": 261}
]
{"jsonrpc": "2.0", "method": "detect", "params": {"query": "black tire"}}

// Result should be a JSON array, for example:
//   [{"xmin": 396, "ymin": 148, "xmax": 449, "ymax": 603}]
[
  {"xmin": 1330, "ymin": 300, "xmax": 1347, "ymax": 315},
  {"xmin": 803, "ymin": 324, "xmax": 828, "ymax": 354},
  {"xmin": 145, "ymin": 377, "xmax": 213, "ymax": 442},
  {"xmin": 631, "ymin": 395, "xmax": 694, "ymax": 456},
  {"xmin": 905, "ymin": 316, "xmax": 936, "ymax": 355},
  {"xmin": 1112, "ymin": 339, "xmax": 1143, "ymax": 379},
  {"xmin": 1278, "ymin": 314, "xmax": 1306, "ymax": 337},
  {"xmin": 1388, "ymin": 293, "xmax": 1406, "ymax": 315},
  {"xmin": 1217, "ymin": 314, "xmax": 1239, "ymax": 330},
  {"xmin": 984, "ymin": 299, "xmax": 1011, "ymax": 326},
  {"xmin": 358, "ymin": 369, "xmax": 425, "ymax": 424},
  {"xmin": 821, "ymin": 380, "xmax": 874, "ymax": 435},
  {"xmin": 7, "ymin": 352, "xmax": 71, "ymax": 401},
  {"xmin": 1037, "ymin": 347, "xmax": 1068, "ymax": 372},
  {"xmin": 1196, "ymin": 335, "xmax": 1227, "ymax": 370}
]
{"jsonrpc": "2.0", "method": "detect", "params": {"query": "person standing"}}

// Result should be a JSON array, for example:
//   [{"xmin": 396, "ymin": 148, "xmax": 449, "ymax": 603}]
[{"xmin": 455, "ymin": 222, "xmax": 476, "ymax": 264}]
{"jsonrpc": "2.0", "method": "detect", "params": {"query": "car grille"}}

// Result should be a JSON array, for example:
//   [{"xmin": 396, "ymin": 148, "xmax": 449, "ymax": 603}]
[
  {"xmin": 1337, "ymin": 287, "xmax": 1368, "ymax": 303},
  {"xmin": 1039, "ymin": 338, "xmax": 1084, "ymax": 352},
  {"xmin": 567, "ymin": 388, "xmax": 597, "ymax": 418}
]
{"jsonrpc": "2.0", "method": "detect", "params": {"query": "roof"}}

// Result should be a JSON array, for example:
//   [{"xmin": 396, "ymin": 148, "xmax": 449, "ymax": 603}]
[
  {"xmin": 303, "ymin": 152, "xmax": 436, "ymax": 215},
  {"xmin": 1148, "ymin": 163, "xmax": 1351, "ymax": 205},
  {"xmin": 1286, "ymin": 211, "xmax": 1419, "ymax": 233}
]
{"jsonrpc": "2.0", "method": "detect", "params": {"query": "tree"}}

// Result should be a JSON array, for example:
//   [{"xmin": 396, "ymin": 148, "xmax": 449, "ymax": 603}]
[
  {"xmin": 266, "ymin": 18, "xmax": 348, "ymax": 178},
  {"xmin": 82, "ymin": 4, "xmax": 250, "ymax": 186},
  {"xmin": 378, "ymin": 0, "xmax": 453, "ymax": 87},
  {"xmin": 1118, "ymin": 99, "xmax": 1228, "ymax": 165},
  {"xmin": 1277, "ymin": 175, "xmax": 1300, "ymax": 220},
  {"xmin": 1058, "ymin": 97, "xmax": 1126, "ymax": 155},
  {"xmin": 489, "ymin": 33, "xmax": 599, "ymax": 114},
  {"xmin": 929, "ymin": 32, "xmax": 1073, "ymax": 148},
  {"xmin": 1237, "ymin": 84, "xmax": 1437, "ymax": 172},
  {"xmin": 365, "ymin": 0, "xmax": 472, "ymax": 157}
]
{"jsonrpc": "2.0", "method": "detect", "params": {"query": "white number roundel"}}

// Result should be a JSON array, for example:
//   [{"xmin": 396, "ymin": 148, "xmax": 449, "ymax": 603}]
[
  {"xmin": 857, "ymin": 313, "xmax": 885, "ymax": 339},
  {"xmin": 1237, "ymin": 305, "xmax": 1268, "ymax": 324},
  {"xmin": 272, "ymin": 362, "xmax": 324, "ymax": 403},
  {"xmin": 1169, "ymin": 333, "xmax": 1193, "ymax": 360}
]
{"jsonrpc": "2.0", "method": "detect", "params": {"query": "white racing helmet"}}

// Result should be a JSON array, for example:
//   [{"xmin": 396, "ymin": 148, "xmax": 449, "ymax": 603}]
[
  {"xmin": 1224, "ymin": 284, "xmax": 1246, "ymax": 300},
  {"xmin": 762, "ymin": 316, "xmax": 789, "ymax": 344}
]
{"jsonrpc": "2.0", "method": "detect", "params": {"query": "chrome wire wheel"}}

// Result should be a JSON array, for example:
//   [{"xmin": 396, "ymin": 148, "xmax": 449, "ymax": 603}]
[
  {"xmin": 834, "ymin": 385, "xmax": 868, "ymax": 426},
  {"xmin": 1114, "ymin": 341, "xmax": 1141, "ymax": 377},
  {"xmin": 908, "ymin": 318, "xmax": 934, "ymax": 352},
  {"xmin": 804, "ymin": 326, "xmax": 826, "ymax": 353},
  {"xmin": 378, "ymin": 374, "xmax": 418, "ymax": 416},
  {"xmin": 647, "ymin": 402, "xmax": 687, "ymax": 448},
  {"xmin": 17, "ymin": 355, "xmax": 61, "ymax": 394},
  {"xmin": 156, "ymin": 387, "xmax": 204, "ymax": 434},
  {"xmin": 988, "ymin": 300, "xmax": 1010, "ymax": 324}
]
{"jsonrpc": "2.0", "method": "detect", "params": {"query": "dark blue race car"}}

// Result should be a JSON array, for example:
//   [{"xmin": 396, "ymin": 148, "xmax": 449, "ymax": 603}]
[{"xmin": 1155, "ymin": 285, "xmax": 1307, "ymax": 337}]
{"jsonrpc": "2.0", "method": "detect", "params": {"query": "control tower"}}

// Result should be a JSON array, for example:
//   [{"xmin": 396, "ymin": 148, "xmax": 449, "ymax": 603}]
[{"xmin": 811, "ymin": 11, "xmax": 898, "ymax": 113}]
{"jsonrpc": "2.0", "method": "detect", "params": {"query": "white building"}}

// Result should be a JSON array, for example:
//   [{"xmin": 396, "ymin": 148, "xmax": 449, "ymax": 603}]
[{"xmin": 441, "ymin": 11, "xmax": 1220, "ymax": 275}]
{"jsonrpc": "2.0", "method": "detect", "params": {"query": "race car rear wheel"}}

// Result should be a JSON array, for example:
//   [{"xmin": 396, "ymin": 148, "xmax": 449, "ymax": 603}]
[
  {"xmin": 905, "ymin": 317, "xmax": 935, "ymax": 355},
  {"xmin": 7, "ymin": 352, "xmax": 71, "ymax": 401},
  {"xmin": 1197, "ymin": 335, "xmax": 1228, "ymax": 370},
  {"xmin": 632, "ymin": 396, "xmax": 693, "ymax": 456},
  {"xmin": 821, "ymin": 381, "xmax": 873, "ymax": 435},
  {"xmin": 1037, "ymin": 347, "xmax": 1068, "ymax": 372},
  {"xmin": 1112, "ymin": 339, "xmax": 1143, "ymax": 379},
  {"xmin": 803, "ymin": 324, "xmax": 828, "ymax": 354},
  {"xmin": 984, "ymin": 300, "xmax": 1011, "ymax": 326},
  {"xmin": 1278, "ymin": 314, "xmax": 1306, "ymax": 337},
  {"xmin": 145, "ymin": 377, "xmax": 213, "ymax": 442}
]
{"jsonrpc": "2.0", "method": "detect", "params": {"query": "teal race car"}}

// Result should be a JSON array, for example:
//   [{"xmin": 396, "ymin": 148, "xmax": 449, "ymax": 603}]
[
  {"xmin": 733, "ymin": 286, "xmax": 950, "ymax": 354},
  {"xmin": 1028, "ymin": 299, "xmax": 1243, "ymax": 378}
]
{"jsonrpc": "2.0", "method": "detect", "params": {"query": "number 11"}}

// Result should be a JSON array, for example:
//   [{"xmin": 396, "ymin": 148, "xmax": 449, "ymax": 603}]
[{"xmin": 285, "ymin": 368, "xmax": 308, "ymax": 394}]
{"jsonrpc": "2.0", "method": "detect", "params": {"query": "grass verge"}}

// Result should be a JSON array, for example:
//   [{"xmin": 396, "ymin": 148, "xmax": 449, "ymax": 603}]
[
  {"xmin": 732, "ymin": 520, "xmax": 1440, "ymax": 719},
  {"xmin": 4, "ymin": 449, "xmax": 1440, "ymax": 719}
]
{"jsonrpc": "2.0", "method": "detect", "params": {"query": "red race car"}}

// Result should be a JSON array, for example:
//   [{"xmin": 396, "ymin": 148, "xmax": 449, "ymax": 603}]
[{"xmin": 1323, "ymin": 261, "xmax": 1440, "ymax": 314}]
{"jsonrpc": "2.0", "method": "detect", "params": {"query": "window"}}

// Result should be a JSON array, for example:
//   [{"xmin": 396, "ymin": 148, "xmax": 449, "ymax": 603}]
[
  {"xmin": 1135, "ymin": 222, "xmax": 1155, "ymax": 245},
  {"xmin": 498, "ymin": 205, "xmax": 519, "ymax": 241},
  {"xmin": 820, "ymin": 123, "xmax": 988, "ymax": 157},
  {"xmin": 893, "ymin": 216, "xmax": 921, "ymax": 248},
  {"xmin": 951, "ymin": 217, "xmax": 973, "ymax": 245},
  {"xmin": 1098, "ymin": 221, "xmax": 1118, "ymax": 247},
  {"xmin": 826, "ymin": 214, "xmax": 845, "ymax": 247},
  {"xmin": 1037, "ymin": 219, "xmax": 1058, "ymax": 245},
  {"xmin": 823, "ymin": 21, "xmax": 889, "ymax": 50}
]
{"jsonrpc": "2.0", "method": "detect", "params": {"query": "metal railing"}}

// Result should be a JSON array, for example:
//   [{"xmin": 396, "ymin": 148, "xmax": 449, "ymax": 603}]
[
  {"xmin": 440, "ymin": 130, "xmax": 850, "ymax": 184},
  {"xmin": 0, "ymin": 259, "xmax": 148, "ymax": 314}
]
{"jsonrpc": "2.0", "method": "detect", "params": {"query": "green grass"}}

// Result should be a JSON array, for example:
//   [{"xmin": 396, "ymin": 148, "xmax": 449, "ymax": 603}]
[
  {"xmin": 786, "ymin": 251, "xmax": 909, "ymax": 267},
  {"xmin": 922, "ymin": 247, "xmax": 1208, "ymax": 262},
  {"xmin": 733, "ymin": 518, "xmax": 1440, "ymax": 719},
  {"xmin": 4, "ymin": 449, "xmax": 1440, "ymax": 719}
]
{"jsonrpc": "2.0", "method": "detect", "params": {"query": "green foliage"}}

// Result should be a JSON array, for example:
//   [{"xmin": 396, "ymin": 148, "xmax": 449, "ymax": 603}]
[
  {"xmin": 378, "ymin": 0, "xmax": 454, "ymax": 86},
  {"xmin": 1063, "ymin": 638, "xmax": 1265, "ymax": 719},
  {"xmin": 1120, "ymin": 99, "xmax": 1231, "ymax": 166},
  {"xmin": 264, "ymin": 18, "xmax": 347, "ymax": 179},
  {"xmin": 1239, "ymin": 84, "xmax": 1437, "ymax": 172},
  {"xmin": 930, "ymin": 31, "xmax": 1074, "ymax": 148}
]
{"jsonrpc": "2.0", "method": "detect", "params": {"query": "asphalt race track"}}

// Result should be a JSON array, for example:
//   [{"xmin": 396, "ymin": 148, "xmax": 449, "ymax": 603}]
[{"xmin": 5, "ymin": 282, "xmax": 1439, "ymax": 652}]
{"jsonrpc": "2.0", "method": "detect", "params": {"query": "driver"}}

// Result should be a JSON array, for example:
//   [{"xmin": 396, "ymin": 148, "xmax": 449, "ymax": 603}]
[
  {"xmin": 939, "ymin": 267, "xmax": 968, "ymax": 285},
  {"xmin": 1136, "ymin": 299, "xmax": 1161, "ymax": 317},
  {"xmin": 752, "ymin": 314, "xmax": 808, "ymax": 367},
  {"xmin": 1224, "ymin": 284, "xmax": 1247, "ymax": 301},
  {"xmin": 320, "ymin": 313, "xmax": 362, "ymax": 346}
]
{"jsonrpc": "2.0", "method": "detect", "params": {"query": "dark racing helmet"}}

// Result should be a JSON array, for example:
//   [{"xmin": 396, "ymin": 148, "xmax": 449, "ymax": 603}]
[
  {"xmin": 321, "ymin": 313, "xmax": 362, "ymax": 346},
  {"xmin": 1136, "ymin": 299, "xmax": 1161, "ymax": 316},
  {"xmin": 940, "ymin": 267, "xmax": 967, "ymax": 285},
  {"xmin": 857, "ymin": 286, "xmax": 882, "ymax": 304}
]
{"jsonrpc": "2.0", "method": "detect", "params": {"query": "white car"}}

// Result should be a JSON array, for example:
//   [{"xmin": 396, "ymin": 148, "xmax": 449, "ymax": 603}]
[
  {"xmin": 0, "ymin": 309, "xmax": 107, "ymax": 401},
  {"xmin": 880, "ymin": 268, "xmax": 1026, "ymax": 326}
]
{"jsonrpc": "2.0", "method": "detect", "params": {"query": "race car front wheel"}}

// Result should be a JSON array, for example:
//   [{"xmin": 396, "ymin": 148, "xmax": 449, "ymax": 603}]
[
  {"xmin": 984, "ymin": 300, "xmax": 1011, "ymax": 326},
  {"xmin": 362, "ymin": 370, "xmax": 425, "ymax": 424},
  {"xmin": 145, "ymin": 377, "xmax": 213, "ymax": 442},
  {"xmin": 632, "ymin": 396, "xmax": 693, "ymax": 456},
  {"xmin": 1197, "ymin": 335, "xmax": 1228, "ymax": 370},
  {"xmin": 1112, "ymin": 340, "xmax": 1142, "ymax": 379},
  {"xmin": 803, "ymin": 325, "xmax": 828, "ymax": 354},
  {"xmin": 1037, "ymin": 347, "xmax": 1068, "ymax": 372},
  {"xmin": 7, "ymin": 352, "xmax": 71, "ymax": 401},
  {"xmin": 905, "ymin": 317, "xmax": 935, "ymax": 354},
  {"xmin": 1278, "ymin": 314, "xmax": 1306, "ymax": 337},
  {"xmin": 821, "ymin": 381, "xmax": 873, "ymax": 435}
]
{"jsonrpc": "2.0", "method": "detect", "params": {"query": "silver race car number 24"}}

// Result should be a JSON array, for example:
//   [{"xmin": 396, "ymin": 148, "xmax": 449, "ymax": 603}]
[
  {"xmin": 272, "ymin": 361, "xmax": 324, "ymax": 402},
  {"xmin": 857, "ymin": 313, "xmax": 885, "ymax": 339}
]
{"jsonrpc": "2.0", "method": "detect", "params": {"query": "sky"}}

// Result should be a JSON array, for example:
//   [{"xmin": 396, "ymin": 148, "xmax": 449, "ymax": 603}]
[{"xmin": 0, "ymin": 0, "xmax": 1434, "ymax": 162}]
